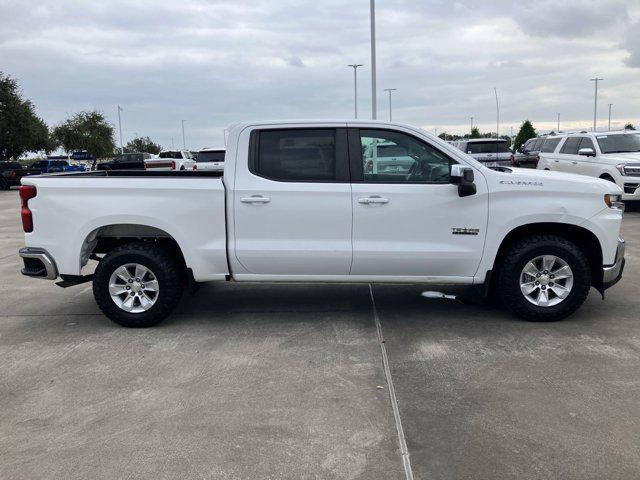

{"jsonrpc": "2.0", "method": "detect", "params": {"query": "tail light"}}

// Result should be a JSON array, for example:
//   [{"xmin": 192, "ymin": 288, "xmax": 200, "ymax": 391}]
[
  {"xmin": 7, "ymin": 170, "xmax": 17, "ymax": 180},
  {"xmin": 171, "ymin": 160, "xmax": 176, "ymax": 170},
  {"xmin": 510, "ymin": 154, "xmax": 516, "ymax": 166},
  {"xmin": 366, "ymin": 159, "xmax": 373, "ymax": 172},
  {"xmin": 193, "ymin": 164, "xmax": 198, "ymax": 171},
  {"xmin": 534, "ymin": 155, "xmax": 540, "ymax": 166},
  {"xmin": 20, "ymin": 185, "xmax": 37, "ymax": 233},
  {"xmin": 144, "ymin": 161, "xmax": 149, "ymax": 170}
]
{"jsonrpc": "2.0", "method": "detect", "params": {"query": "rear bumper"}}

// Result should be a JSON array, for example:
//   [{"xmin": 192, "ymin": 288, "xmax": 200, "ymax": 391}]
[
  {"xmin": 19, "ymin": 247, "xmax": 58, "ymax": 280},
  {"xmin": 602, "ymin": 238, "xmax": 625, "ymax": 290}
]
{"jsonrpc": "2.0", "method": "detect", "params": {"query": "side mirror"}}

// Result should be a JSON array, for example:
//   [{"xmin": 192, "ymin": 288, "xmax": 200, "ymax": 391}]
[
  {"xmin": 578, "ymin": 147, "xmax": 595, "ymax": 157},
  {"xmin": 450, "ymin": 165, "xmax": 477, "ymax": 197}
]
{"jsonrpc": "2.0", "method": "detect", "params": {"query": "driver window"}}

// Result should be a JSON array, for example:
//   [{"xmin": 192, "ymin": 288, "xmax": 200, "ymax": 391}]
[{"xmin": 360, "ymin": 129, "xmax": 454, "ymax": 183}]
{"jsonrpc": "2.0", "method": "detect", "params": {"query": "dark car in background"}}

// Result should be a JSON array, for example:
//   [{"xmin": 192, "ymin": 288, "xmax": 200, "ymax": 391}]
[
  {"xmin": 512, "ymin": 137, "xmax": 544, "ymax": 168},
  {"xmin": 0, "ymin": 162, "xmax": 40, "ymax": 190},
  {"xmin": 96, "ymin": 152, "xmax": 152, "ymax": 171}
]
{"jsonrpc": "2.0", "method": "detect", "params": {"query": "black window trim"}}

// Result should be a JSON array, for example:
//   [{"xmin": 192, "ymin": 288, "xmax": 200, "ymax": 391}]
[
  {"xmin": 248, "ymin": 127, "xmax": 350, "ymax": 183},
  {"xmin": 348, "ymin": 127, "xmax": 456, "ymax": 184}
]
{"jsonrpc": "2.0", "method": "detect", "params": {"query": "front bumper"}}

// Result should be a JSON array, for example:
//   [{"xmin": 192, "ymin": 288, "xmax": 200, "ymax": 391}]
[
  {"xmin": 602, "ymin": 238, "xmax": 625, "ymax": 290},
  {"xmin": 19, "ymin": 247, "xmax": 58, "ymax": 280}
]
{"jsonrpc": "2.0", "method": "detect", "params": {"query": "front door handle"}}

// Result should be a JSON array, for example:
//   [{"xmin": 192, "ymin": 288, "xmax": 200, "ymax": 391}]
[
  {"xmin": 358, "ymin": 195, "xmax": 389, "ymax": 205},
  {"xmin": 571, "ymin": 161, "xmax": 578, "ymax": 165},
  {"xmin": 241, "ymin": 195, "xmax": 270, "ymax": 204},
  {"xmin": 554, "ymin": 160, "xmax": 559, "ymax": 163}
]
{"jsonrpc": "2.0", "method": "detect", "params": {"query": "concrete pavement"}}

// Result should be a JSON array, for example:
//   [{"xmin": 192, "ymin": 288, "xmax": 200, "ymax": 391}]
[{"xmin": 1, "ymin": 188, "xmax": 639, "ymax": 479}]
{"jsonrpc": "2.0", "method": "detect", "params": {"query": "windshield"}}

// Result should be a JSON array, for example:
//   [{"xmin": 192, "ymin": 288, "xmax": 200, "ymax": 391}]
[
  {"xmin": 467, "ymin": 141, "xmax": 510, "ymax": 154},
  {"xmin": 159, "ymin": 151, "xmax": 183, "ymax": 159},
  {"xmin": 197, "ymin": 151, "xmax": 225, "ymax": 162},
  {"xmin": 596, "ymin": 133, "xmax": 640, "ymax": 154}
]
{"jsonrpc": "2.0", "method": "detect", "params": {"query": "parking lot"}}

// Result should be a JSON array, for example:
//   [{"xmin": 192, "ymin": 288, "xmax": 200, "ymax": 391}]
[{"xmin": 1, "ymin": 188, "xmax": 639, "ymax": 480}]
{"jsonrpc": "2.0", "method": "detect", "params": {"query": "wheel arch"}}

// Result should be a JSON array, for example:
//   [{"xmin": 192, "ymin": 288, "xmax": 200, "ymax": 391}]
[
  {"xmin": 491, "ymin": 222, "xmax": 603, "ymax": 290},
  {"xmin": 80, "ymin": 223, "xmax": 187, "ymax": 273}
]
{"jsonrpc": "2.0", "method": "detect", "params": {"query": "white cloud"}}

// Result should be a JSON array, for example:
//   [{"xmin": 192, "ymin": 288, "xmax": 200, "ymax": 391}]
[{"xmin": 0, "ymin": 0, "xmax": 638, "ymax": 149}]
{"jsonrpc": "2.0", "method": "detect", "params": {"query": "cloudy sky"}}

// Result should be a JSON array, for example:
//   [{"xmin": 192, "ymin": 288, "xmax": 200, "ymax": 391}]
[{"xmin": 1, "ymin": 0, "xmax": 639, "ymax": 150}]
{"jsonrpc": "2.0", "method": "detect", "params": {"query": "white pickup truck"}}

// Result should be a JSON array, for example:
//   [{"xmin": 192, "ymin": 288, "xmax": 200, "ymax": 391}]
[{"xmin": 19, "ymin": 120, "xmax": 626, "ymax": 327}]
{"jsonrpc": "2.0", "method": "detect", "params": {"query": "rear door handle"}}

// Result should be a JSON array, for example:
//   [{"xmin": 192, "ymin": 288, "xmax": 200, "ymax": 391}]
[
  {"xmin": 358, "ymin": 196, "xmax": 389, "ymax": 205},
  {"xmin": 554, "ymin": 160, "xmax": 559, "ymax": 163},
  {"xmin": 571, "ymin": 161, "xmax": 578, "ymax": 165},
  {"xmin": 241, "ymin": 195, "xmax": 270, "ymax": 204}
]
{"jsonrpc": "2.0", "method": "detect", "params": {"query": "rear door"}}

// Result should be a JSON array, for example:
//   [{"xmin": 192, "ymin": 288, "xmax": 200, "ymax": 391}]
[
  {"xmin": 233, "ymin": 126, "xmax": 353, "ymax": 276},
  {"xmin": 349, "ymin": 127, "xmax": 488, "ymax": 279},
  {"xmin": 556, "ymin": 137, "xmax": 582, "ymax": 173}
]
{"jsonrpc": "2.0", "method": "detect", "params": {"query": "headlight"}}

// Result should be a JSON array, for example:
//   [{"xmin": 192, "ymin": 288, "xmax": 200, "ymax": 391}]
[
  {"xmin": 604, "ymin": 193, "xmax": 624, "ymax": 210},
  {"xmin": 616, "ymin": 163, "xmax": 640, "ymax": 176}
]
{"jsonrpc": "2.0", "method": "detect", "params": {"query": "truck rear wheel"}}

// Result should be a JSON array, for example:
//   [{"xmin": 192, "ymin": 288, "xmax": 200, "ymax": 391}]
[
  {"xmin": 496, "ymin": 235, "xmax": 591, "ymax": 321},
  {"xmin": 93, "ymin": 242, "xmax": 184, "ymax": 327}
]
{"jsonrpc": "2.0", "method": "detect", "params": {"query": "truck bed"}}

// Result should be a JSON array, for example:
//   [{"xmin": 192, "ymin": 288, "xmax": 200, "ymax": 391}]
[
  {"xmin": 33, "ymin": 170, "xmax": 224, "ymax": 178},
  {"xmin": 21, "ymin": 172, "xmax": 229, "ymax": 281}
]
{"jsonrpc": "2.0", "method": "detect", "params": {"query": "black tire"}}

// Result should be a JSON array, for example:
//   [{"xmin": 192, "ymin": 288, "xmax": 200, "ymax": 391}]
[
  {"xmin": 93, "ymin": 242, "xmax": 184, "ymax": 327},
  {"xmin": 496, "ymin": 235, "xmax": 591, "ymax": 322}
]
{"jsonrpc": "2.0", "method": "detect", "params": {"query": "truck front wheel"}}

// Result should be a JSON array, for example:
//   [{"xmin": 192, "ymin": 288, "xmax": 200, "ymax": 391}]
[
  {"xmin": 496, "ymin": 235, "xmax": 591, "ymax": 321},
  {"xmin": 93, "ymin": 242, "xmax": 184, "ymax": 327}
]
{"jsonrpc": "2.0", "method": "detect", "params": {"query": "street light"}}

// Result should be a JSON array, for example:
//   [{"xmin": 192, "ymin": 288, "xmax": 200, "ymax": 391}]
[
  {"xmin": 370, "ymin": 0, "xmax": 377, "ymax": 120},
  {"xmin": 493, "ymin": 87, "xmax": 499, "ymax": 138},
  {"xmin": 590, "ymin": 77, "xmax": 603, "ymax": 131},
  {"xmin": 557, "ymin": 113, "xmax": 560, "ymax": 132},
  {"xmin": 470, "ymin": 116, "xmax": 474, "ymax": 133},
  {"xmin": 181, "ymin": 120, "xmax": 187, "ymax": 149},
  {"xmin": 384, "ymin": 88, "xmax": 397, "ymax": 121},
  {"xmin": 347, "ymin": 64, "xmax": 363, "ymax": 118},
  {"xmin": 117, "ymin": 105, "xmax": 124, "ymax": 154},
  {"xmin": 608, "ymin": 103, "xmax": 613, "ymax": 131}
]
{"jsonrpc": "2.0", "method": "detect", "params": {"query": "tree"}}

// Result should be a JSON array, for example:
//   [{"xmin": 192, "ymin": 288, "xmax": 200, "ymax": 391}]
[
  {"xmin": 513, "ymin": 120, "xmax": 537, "ymax": 152},
  {"xmin": 624, "ymin": 123, "xmax": 636, "ymax": 131},
  {"xmin": 469, "ymin": 127, "xmax": 481, "ymax": 139},
  {"xmin": 52, "ymin": 111, "xmax": 116, "ymax": 161},
  {"xmin": 125, "ymin": 136, "xmax": 162, "ymax": 155},
  {"xmin": 0, "ymin": 72, "xmax": 52, "ymax": 160}
]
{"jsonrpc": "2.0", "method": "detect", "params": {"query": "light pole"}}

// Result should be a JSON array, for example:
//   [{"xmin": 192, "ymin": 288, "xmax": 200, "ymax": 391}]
[
  {"xmin": 608, "ymin": 103, "xmax": 612, "ymax": 131},
  {"xmin": 370, "ymin": 0, "xmax": 377, "ymax": 120},
  {"xmin": 557, "ymin": 113, "xmax": 560, "ymax": 132},
  {"xmin": 348, "ymin": 64, "xmax": 363, "ymax": 118},
  {"xmin": 117, "ymin": 105, "xmax": 124, "ymax": 154},
  {"xmin": 384, "ymin": 88, "xmax": 397, "ymax": 121},
  {"xmin": 181, "ymin": 120, "xmax": 187, "ymax": 149},
  {"xmin": 493, "ymin": 87, "xmax": 499, "ymax": 138},
  {"xmin": 590, "ymin": 77, "xmax": 603, "ymax": 131},
  {"xmin": 470, "ymin": 116, "xmax": 474, "ymax": 133}
]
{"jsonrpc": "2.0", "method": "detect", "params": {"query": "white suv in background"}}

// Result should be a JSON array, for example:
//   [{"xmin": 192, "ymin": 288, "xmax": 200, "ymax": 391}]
[
  {"xmin": 537, "ymin": 131, "xmax": 640, "ymax": 201},
  {"xmin": 144, "ymin": 150, "xmax": 196, "ymax": 171},
  {"xmin": 453, "ymin": 138, "xmax": 512, "ymax": 167},
  {"xmin": 193, "ymin": 148, "xmax": 225, "ymax": 172}
]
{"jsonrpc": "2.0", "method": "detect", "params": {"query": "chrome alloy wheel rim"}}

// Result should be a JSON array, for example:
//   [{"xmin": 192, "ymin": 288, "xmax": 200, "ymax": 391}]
[
  {"xmin": 108, "ymin": 263, "xmax": 159, "ymax": 313},
  {"xmin": 519, "ymin": 255, "xmax": 574, "ymax": 307}
]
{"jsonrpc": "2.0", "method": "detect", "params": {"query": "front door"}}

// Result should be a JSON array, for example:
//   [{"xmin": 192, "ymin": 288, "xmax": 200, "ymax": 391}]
[
  {"xmin": 349, "ymin": 127, "xmax": 488, "ymax": 279},
  {"xmin": 233, "ymin": 126, "xmax": 353, "ymax": 276}
]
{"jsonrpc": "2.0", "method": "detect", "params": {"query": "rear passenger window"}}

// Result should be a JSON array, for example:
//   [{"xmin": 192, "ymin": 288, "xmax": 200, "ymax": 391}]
[
  {"xmin": 560, "ymin": 137, "xmax": 581, "ymax": 155},
  {"xmin": 253, "ymin": 129, "xmax": 343, "ymax": 182},
  {"xmin": 541, "ymin": 138, "xmax": 561, "ymax": 153}
]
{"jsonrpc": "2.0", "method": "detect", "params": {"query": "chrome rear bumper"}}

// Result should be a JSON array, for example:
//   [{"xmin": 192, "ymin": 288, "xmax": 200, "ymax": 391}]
[
  {"xmin": 19, "ymin": 247, "xmax": 58, "ymax": 280},
  {"xmin": 602, "ymin": 238, "xmax": 625, "ymax": 290}
]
